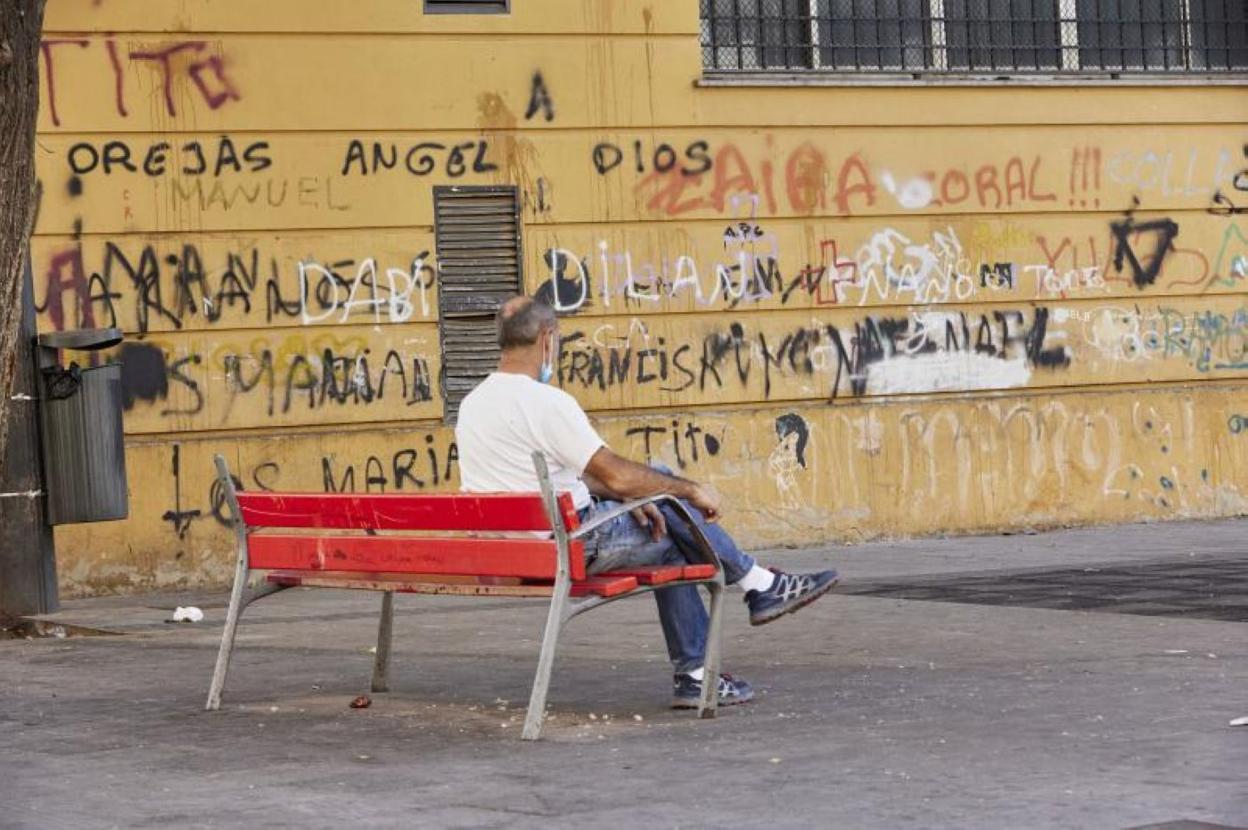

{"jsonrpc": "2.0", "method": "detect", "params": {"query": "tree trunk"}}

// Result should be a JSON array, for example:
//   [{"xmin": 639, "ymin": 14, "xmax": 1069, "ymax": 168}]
[
  {"xmin": 0, "ymin": 1, "xmax": 46, "ymax": 479},
  {"xmin": 0, "ymin": 254, "xmax": 55, "ymax": 614},
  {"xmin": 0, "ymin": 1, "xmax": 51, "ymax": 615}
]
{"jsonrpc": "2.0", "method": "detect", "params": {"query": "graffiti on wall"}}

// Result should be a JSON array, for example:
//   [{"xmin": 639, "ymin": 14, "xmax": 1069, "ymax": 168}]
[
  {"xmin": 113, "ymin": 330, "xmax": 439, "ymax": 433},
  {"xmin": 41, "ymin": 37, "xmax": 242, "ymax": 127},
  {"xmin": 592, "ymin": 136, "xmax": 1238, "ymax": 220},
  {"xmin": 533, "ymin": 210, "xmax": 1233, "ymax": 317},
  {"xmin": 555, "ymin": 307, "xmax": 1070, "ymax": 402},
  {"xmin": 34, "ymin": 233, "xmax": 437, "ymax": 334}
]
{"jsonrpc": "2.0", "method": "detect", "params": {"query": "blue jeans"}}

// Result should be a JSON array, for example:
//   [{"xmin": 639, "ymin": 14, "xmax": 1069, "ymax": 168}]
[{"xmin": 581, "ymin": 467, "xmax": 757, "ymax": 674}]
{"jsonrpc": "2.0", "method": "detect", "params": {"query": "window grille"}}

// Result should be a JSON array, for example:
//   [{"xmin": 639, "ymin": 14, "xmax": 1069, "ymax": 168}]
[{"xmin": 700, "ymin": 0, "xmax": 1248, "ymax": 75}]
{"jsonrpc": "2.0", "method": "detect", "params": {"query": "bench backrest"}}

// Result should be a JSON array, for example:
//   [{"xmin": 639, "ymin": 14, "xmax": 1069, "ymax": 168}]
[
  {"xmin": 233, "ymin": 490, "xmax": 586, "ymax": 581},
  {"xmin": 235, "ymin": 492, "xmax": 579, "ymax": 533}
]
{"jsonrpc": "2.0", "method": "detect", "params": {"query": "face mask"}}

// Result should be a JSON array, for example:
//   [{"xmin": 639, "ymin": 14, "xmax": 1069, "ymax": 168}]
[{"xmin": 538, "ymin": 332, "xmax": 557, "ymax": 384}]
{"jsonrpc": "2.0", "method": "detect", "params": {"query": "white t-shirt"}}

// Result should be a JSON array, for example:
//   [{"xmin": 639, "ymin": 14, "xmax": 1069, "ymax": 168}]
[{"xmin": 455, "ymin": 372, "xmax": 605, "ymax": 510}]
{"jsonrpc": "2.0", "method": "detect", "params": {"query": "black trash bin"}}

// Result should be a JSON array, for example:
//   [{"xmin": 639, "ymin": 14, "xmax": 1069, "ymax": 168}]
[{"xmin": 37, "ymin": 329, "xmax": 129, "ymax": 525}]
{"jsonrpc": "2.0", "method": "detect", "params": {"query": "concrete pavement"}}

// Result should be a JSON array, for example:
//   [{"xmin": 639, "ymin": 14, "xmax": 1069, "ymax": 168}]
[{"xmin": 2, "ymin": 518, "xmax": 1246, "ymax": 829}]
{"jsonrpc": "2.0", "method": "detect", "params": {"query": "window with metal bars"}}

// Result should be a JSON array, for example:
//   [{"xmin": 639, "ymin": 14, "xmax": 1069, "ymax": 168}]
[{"xmin": 700, "ymin": 0, "xmax": 1248, "ymax": 75}]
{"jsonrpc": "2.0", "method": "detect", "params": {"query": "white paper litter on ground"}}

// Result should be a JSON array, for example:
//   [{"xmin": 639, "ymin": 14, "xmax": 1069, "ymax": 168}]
[{"xmin": 171, "ymin": 606, "xmax": 204, "ymax": 623}]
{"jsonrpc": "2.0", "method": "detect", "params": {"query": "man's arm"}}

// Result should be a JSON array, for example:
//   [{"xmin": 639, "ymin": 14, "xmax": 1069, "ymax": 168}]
[
  {"xmin": 583, "ymin": 447, "xmax": 722, "ymax": 521},
  {"xmin": 580, "ymin": 471, "xmax": 618, "ymax": 500}
]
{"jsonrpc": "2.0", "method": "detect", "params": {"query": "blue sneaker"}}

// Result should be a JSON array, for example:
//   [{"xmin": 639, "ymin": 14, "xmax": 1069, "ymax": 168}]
[
  {"xmin": 746, "ymin": 568, "xmax": 839, "ymax": 626},
  {"xmin": 671, "ymin": 672, "xmax": 755, "ymax": 709}
]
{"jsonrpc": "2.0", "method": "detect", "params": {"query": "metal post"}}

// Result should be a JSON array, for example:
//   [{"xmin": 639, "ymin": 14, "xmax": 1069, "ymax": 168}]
[{"xmin": 0, "ymin": 250, "xmax": 57, "ymax": 616}]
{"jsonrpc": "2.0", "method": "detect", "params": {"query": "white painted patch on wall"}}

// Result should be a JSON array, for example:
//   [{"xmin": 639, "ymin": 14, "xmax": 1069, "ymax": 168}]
[
  {"xmin": 855, "ymin": 414, "xmax": 884, "ymax": 455},
  {"xmin": 878, "ymin": 170, "xmax": 935, "ymax": 210},
  {"xmin": 865, "ymin": 352, "xmax": 1033, "ymax": 395}
]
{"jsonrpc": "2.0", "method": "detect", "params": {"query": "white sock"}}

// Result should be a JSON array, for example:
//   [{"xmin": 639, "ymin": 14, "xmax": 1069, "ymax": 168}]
[
  {"xmin": 684, "ymin": 667, "xmax": 705, "ymax": 681},
  {"xmin": 736, "ymin": 565, "xmax": 776, "ymax": 594}
]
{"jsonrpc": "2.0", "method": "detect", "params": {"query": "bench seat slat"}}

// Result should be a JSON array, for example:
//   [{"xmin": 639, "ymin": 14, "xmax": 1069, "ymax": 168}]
[
  {"xmin": 599, "ymin": 566, "xmax": 684, "ymax": 586},
  {"xmin": 680, "ymin": 565, "xmax": 718, "ymax": 580},
  {"xmin": 249, "ymin": 534, "xmax": 586, "ymax": 581},
  {"xmin": 266, "ymin": 571, "xmax": 556, "ymax": 597},
  {"xmin": 236, "ymin": 491, "xmax": 579, "ymax": 533},
  {"xmin": 265, "ymin": 570, "xmax": 644, "ymax": 598},
  {"xmin": 569, "ymin": 575, "xmax": 639, "ymax": 597}
]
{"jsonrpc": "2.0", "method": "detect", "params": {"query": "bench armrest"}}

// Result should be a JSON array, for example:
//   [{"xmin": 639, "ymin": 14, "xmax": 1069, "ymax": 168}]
[{"xmin": 568, "ymin": 495, "xmax": 722, "ymax": 569}]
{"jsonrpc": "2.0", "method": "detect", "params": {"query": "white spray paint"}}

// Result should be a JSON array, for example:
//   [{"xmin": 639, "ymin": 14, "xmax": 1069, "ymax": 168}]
[
  {"xmin": 879, "ymin": 170, "xmax": 935, "ymax": 210},
  {"xmin": 865, "ymin": 352, "xmax": 1033, "ymax": 396},
  {"xmin": 298, "ymin": 258, "xmax": 432, "ymax": 324},
  {"xmin": 854, "ymin": 227, "xmax": 976, "ymax": 306},
  {"xmin": 545, "ymin": 234, "xmax": 782, "ymax": 313}
]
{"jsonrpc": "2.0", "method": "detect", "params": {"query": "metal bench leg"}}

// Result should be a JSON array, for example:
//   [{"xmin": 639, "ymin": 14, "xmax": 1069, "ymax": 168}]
[
  {"xmin": 207, "ymin": 454, "xmax": 252, "ymax": 712},
  {"xmin": 205, "ymin": 561, "xmax": 249, "ymax": 711},
  {"xmin": 371, "ymin": 591, "xmax": 395, "ymax": 693},
  {"xmin": 523, "ymin": 451, "xmax": 577, "ymax": 741},
  {"xmin": 522, "ymin": 586, "xmax": 569, "ymax": 741},
  {"xmin": 698, "ymin": 579, "xmax": 725, "ymax": 719}
]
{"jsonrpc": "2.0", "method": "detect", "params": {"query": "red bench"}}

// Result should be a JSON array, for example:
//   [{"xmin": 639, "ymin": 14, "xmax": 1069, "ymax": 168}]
[{"xmin": 204, "ymin": 452, "xmax": 726, "ymax": 740}]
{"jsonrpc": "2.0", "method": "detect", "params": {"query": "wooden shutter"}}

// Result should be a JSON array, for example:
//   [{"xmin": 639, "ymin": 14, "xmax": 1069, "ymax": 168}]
[{"xmin": 434, "ymin": 185, "xmax": 523, "ymax": 423}]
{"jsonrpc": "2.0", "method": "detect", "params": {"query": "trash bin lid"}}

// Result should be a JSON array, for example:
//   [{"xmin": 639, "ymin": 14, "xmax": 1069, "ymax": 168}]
[{"xmin": 37, "ymin": 328, "xmax": 124, "ymax": 352}]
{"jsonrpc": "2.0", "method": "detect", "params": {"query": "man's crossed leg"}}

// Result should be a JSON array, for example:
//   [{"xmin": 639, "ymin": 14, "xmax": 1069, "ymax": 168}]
[{"xmin": 581, "ymin": 466, "xmax": 839, "ymax": 708}]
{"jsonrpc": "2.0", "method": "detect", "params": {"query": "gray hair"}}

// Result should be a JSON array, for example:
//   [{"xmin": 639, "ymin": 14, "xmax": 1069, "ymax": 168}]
[{"xmin": 497, "ymin": 295, "xmax": 557, "ymax": 349}]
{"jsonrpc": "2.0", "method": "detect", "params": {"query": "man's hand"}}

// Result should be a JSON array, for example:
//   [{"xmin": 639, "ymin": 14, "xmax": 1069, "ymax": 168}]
[
  {"xmin": 630, "ymin": 503, "xmax": 667, "ymax": 542},
  {"xmin": 688, "ymin": 484, "xmax": 722, "ymax": 522}
]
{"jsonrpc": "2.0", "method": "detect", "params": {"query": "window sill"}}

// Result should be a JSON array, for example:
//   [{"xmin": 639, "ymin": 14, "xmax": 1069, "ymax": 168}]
[{"xmin": 697, "ymin": 71, "xmax": 1248, "ymax": 88}]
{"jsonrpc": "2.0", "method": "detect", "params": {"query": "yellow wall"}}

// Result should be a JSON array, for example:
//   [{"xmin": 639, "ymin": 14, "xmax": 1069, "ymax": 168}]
[{"xmin": 33, "ymin": 0, "xmax": 1248, "ymax": 595}]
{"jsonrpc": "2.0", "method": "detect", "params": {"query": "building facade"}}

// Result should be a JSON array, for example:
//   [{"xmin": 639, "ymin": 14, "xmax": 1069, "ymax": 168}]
[{"xmin": 32, "ymin": 0, "xmax": 1248, "ymax": 594}]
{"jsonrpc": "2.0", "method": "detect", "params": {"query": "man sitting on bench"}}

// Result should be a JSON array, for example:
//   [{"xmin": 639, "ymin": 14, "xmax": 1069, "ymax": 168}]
[{"xmin": 455, "ymin": 295, "xmax": 840, "ymax": 709}]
